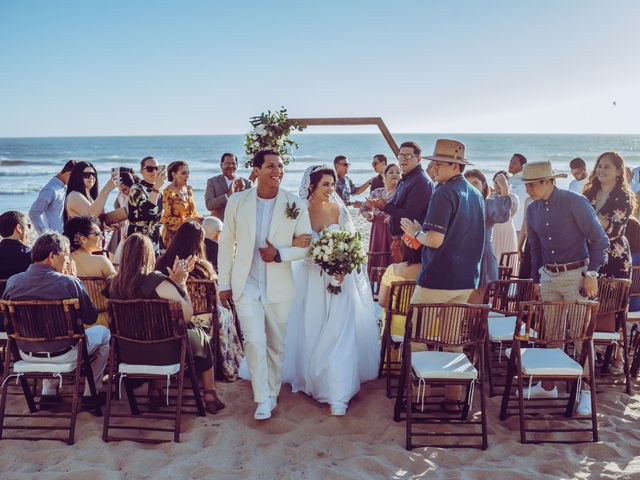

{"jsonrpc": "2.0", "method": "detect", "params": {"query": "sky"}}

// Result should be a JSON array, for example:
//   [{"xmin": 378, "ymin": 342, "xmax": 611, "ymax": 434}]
[{"xmin": 1, "ymin": 0, "xmax": 639, "ymax": 137}]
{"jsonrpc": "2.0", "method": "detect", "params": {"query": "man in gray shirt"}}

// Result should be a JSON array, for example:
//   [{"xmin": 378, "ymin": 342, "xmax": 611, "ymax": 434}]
[
  {"xmin": 2, "ymin": 232, "xmax": 110, "ymax": 404},
  {"xmin": 29, "ymin": 160, "xmax": 75, "ymax": 234}
]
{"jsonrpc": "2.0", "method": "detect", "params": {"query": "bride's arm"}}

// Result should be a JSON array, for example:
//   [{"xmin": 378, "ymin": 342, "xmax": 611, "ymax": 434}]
[{"xmin": 279, "ymin": 202, "xmax": 313, "ymax": 262}]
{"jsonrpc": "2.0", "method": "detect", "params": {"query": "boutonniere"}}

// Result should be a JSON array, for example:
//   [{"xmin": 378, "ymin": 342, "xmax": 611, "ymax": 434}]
[{"xmin": 285, "ymin": 201, "xmax": 300, "ymax": 219}]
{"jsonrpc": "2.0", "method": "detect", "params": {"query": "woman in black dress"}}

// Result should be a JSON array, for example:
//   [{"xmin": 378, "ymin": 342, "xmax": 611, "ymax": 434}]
[{"xmin": 583, "ymin": 151, "xmax": 637, "ymax": 279}]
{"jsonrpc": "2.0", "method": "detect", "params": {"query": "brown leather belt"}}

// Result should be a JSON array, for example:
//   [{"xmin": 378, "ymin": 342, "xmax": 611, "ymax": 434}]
[{"xmin": 544, "ymin": 260, "xmax": 586, "ymax": 273}]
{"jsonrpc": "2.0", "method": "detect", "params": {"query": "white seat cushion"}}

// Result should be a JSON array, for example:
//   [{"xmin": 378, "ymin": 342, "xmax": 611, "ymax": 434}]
[
  {"xmin": 0, "ymin": 331, "xmax": 7, "ymax": 340},
  {"xmin": 627, "ymin": 311, "xmax": 640, "ymax": 320},
  {"xmin": 391, "ymin": 334, "xmax": 403, "ymax": 343},
  {"xmin": 593, "ymin": 332, "xmax": 620, "ymax": 341},
  {"xmin": 519, "ymin": 348, "xmax": 583, "ymax": 376},
  {"xmin": 488, "ymin": 316, "xmax": 517, "ymax": 341},
  {"xmin": 411, "ymin": 351, "xmax": 478, "ymax": 380},
  {"xmin": 119, "ymin": 363, "xmax": 180, "ymax": 375},
  {"xmin": 13, "ymin": 360, "xmax": 77, "ymax": 373},
  {"xmin": 488, "ymin": 311, "xmax": 507, "ymax": 318}
]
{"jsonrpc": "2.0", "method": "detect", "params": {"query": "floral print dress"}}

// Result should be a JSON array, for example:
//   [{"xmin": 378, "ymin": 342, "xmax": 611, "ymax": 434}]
[
  {"xmin": 127, "ymin": 180, "xmax": 163, "ymax": 255},
  {"xmin": 587, "ymin": 185, "xmax": 633, "ymax": 279},
  {"xmin": 161, "ymin": 185, "xmax": 201, "ymax": 248}
]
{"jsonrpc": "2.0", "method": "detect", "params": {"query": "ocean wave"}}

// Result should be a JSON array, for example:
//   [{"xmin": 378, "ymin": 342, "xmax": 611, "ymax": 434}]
[
  {"xmin": 0, "ymin": 188, "xmax": 40, "ymax": 195},
  {"xmin": 0, "ymin": 159, "xmax": 56, "ymax": 166}
]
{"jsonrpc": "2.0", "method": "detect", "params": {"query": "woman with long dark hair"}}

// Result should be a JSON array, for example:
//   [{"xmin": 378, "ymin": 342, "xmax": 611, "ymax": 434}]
[
  {"xmin": 106, "ymin": 233, "xmax": 225, "ymax": 414},
  {"xmin": 64, "ymin": 161, "xmax": 117, "ymax": 222},
  {"xmin": 583, "ymin": 151, "xmax": 636, "ymax": 279}
]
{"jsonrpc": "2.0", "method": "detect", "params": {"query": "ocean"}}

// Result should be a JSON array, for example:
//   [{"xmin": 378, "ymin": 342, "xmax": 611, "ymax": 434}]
[{"xmin": 1, "ymin": 133, "xmax": 640, "ymax": 214}]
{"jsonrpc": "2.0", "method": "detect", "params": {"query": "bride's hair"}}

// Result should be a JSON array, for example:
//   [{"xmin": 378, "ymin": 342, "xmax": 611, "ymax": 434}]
[{"xmin": 308, "ymin": 167, "xmax": 337, "ymax": 198}]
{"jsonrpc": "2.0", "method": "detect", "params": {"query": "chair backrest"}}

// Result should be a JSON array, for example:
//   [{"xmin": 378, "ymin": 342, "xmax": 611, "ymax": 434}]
[
  {"xmin": 0, "ymin": 298, "xmax": 82, "ymax": 347},
  {"xmin": 367, "ymin": 252, "xmax": 392, "ymax": 275},
  {"xmin": 630, "ymin": 266, "xmax": 640, "ymax": 299},
  {"xmin": 514, "ymin": 301, "xmax": 599, "ymax": 347},
  {"xmin": 0, "ymin": 278, "xmax": 7, "ymax": 299},
  {"xmin": 499, "ymin": 251, "xmax": 519, "ymax": 279},
  {"xmin": 387, "ymin": 281, "xmax": 416, "ymax": 316},
  {"xmin": 369, "ymin": 267, "xmax": 387, "ymax": 300},
  {"xmin": 186, "ymin": 278, "xmax": 217, "ymax": 317},
  {"xmin": 79, "ymin": 276, "xmax": 109, "ymax": 314},
  {"xmin": 484, "ymin": 279, "xmax": 534, "ymax": 315},
  {"xmin": 596, "ymin": 278, "xmax": 631, "ymax": 315},
  {"xmin": 404, "ymin": 303, "xmax": 489, "ymax": 349}
]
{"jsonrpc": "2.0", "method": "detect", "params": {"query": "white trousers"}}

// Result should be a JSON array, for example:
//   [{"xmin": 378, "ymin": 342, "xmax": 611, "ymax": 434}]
[
  {"xmin": 19, "ymin": 325, "xmax": 111, "ymax": 397},
  {"xmin": 235, "ymin": 295, "xmax": 292, "ymax": 403}
]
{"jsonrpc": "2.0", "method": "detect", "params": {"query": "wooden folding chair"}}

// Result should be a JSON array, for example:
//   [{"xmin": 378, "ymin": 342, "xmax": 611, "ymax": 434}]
[
  {"xmin": 393, "ymin": 303, "xmax": 489, "ymax": 450},
  {"xmin": 377, "ymin": 281, "xmax": 416, "ymax": 398},
  {"xmin": 79, "ymin": 276, "xmax": 109, "ymax": 319},
  {"xmin": 0, "ymin": 279, "xmax": 7, "ymax": 373},
  {"xmin": 592, "ymin": 278, "xmax": 632, "ymax": 394},
  {"xmin": 367, "ymin": 251, "xmax": 392, "ymax": 274},
  {"xmin": 102, "ymin": 298, "xmax": 205, "ymax": 443},
  {"xmin": 483, "ymin": 279, "xmax": 535, "ymax": 396},
  {"xmin": 499, "ymin": 301, "xmax": 600, "ymax": 444},
  {"xmin": 627, "ymin": 266, "xmax": 640, "ymax": 377},
  {"xmin": 0, "ymin": 298, "xmax": 102, "ymax": 444},
  {"xmin": 499, "ymin": 251, "xmax": 520, "ymax": 280},
  {"xmin": 369, "ymin": 266, "xmax": 386, "ymax": 301}
]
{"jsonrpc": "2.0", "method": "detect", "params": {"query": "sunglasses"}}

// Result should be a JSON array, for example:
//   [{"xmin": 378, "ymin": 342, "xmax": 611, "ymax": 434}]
[
  {"xmin": 144, "ymin": 166, "xmax": 160, "ymax": 172},
  {"xmin": 82, "ymin": 172, "xmax": 97, "ymax": 179}
]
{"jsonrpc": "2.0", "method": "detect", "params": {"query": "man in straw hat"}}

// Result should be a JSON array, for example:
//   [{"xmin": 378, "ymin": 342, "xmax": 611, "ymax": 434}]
[
  {"xmin": 400, "ymin": 139, "xmax": 485, "ymax": 409},
  {"xmin": 521, "ymin": 160, "xmax": 608, "ymax": 415}
]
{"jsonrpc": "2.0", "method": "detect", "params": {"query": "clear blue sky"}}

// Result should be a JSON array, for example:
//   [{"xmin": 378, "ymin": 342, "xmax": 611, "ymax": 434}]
[{"xmin": 1, "ymin": 0, "xmax": 639, "ymax": 137}]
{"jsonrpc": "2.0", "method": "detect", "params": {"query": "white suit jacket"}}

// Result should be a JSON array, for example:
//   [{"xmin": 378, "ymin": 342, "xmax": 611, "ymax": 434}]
[{"xmin": 217, "ymin": 188, "xmax": 312, "ymax": 303}]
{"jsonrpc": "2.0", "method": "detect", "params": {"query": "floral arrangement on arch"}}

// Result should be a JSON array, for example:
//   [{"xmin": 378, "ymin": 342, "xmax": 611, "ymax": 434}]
[{"xmin": 244, "ymin": 107, "xmax": 306, "ymax": 167}]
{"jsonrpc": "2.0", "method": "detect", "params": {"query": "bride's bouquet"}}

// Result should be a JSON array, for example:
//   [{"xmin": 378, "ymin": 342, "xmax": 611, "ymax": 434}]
[{"xmin": 311, "ymin": 227, "xmax": 367, "ymax": 294}]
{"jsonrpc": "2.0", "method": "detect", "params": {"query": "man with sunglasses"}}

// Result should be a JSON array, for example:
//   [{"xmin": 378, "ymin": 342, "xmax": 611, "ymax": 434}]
[
  {"xmin": 127, "ymin": 156, "xmax": 167, "ymax": 254},
  {"xmin": 0, "ymin": 211, "xmax": 32, "ymax": 279},
  {"xmin": 333, "ymin": 155, "xmax": 377, "ymax": 208},
  {"xmin": 366, "ymin": 141, "xmax": 434, "ymax": 262}
]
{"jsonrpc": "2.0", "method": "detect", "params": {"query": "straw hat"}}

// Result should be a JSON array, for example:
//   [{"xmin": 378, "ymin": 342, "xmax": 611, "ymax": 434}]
[
  {"xmin": 423, "ymin": 139, "xmax": 473, "ymax": 165},
  {"xmin": 521, "ymin": 161, "xmax": 568, "ymax": 183}
]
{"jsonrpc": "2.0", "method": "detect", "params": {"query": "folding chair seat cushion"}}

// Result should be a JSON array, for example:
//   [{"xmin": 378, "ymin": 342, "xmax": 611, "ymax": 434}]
[
  {"xmin": 119, "ymin": 362, "xmax": 181, "ymax": 375},
  {"xmin": 592, "ymin": 331, "xmax": 621, "ymax": 342},
  {"xmin": 488, "ymin": 311, "xmax": 507, "ymax": 318},
  {"xmin": 516, "ymin": 348, "xmax": 583, "ymax": 376},
  {"xmin": 488, "ymin": 316, "xmax": 517, "ymax": 341},
  {"xmin": 13, "ymin": 359, "xmax": 77, "ymax": 373},
  {"xmin": 411, "ymin": 351, "xmax": 478, "ymax": 380},
  {"xmin": 391, "ymin": 334, "xmax": 403, "ymax": 343},
  {"xmin": 627, "ymin": 311, "xmax": 640, "ymax": 320},
  {"xmin": 0, "ymin": 331, "xmax": 7, "ymax": 340}
]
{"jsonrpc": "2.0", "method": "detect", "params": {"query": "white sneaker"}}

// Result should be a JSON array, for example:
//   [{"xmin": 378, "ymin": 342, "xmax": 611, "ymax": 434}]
[
  {"xmin": 254, "ymin": 400, "xmax": 272, "ymax": 421},
  {"xmin": 521, "ymin": 382, "xmax": 558, "ymax": 399},
  {"xmin": 330, "ymin": 404, "xmax": 347, "ymax": 416},
  {"xmin": 576, "ymin": 391, "xmax": 592, "ymax": 416},
  {"xmin": 270, "ymin": 396, "xmax": 277, "ymax": 412}
]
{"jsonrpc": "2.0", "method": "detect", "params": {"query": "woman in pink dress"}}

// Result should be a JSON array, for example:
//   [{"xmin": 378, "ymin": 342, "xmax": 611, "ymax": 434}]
[
  {"xmin": 492, "ymin": 170, "xmax": 519, "ymax": 271},
  {"xmin": 360, "ymin": 163, "xmax": 401, "ymax": 268}
]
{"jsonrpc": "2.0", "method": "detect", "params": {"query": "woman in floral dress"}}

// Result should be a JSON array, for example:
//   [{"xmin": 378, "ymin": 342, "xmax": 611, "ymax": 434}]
[
  {"xmin": 161, "ymin": 161, "xmax": 202, "ymax": 248},
  {"xmin": 583, "ymin": 151, "xmax": 636, "ymax": 279}
]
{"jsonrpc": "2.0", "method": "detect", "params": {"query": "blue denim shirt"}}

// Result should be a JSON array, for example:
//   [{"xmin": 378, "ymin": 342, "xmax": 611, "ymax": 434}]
[
  {"xmin": 417, "ymin": 174, "xmax": 485, "ymax": 290},
  {"xmin": 526, "ymin": 187, "xmax": 609, "ymax": 283},
  {"xmin": 28, "ymin": 176, "xmax": 66, "ymax": 234}
]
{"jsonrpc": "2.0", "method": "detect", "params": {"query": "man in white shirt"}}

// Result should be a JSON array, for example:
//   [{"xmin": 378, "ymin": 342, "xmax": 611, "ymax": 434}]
[
  {"xmin": 507, "ymin": 153, "xmax": 529, "ymax": 235},
  {"xmin": 568, "ymin": 157, "xmax": 588, "ymax": 194},
  {"xmin": 204, "ymin": 153, "xmax": 252, "ymax": 220}
]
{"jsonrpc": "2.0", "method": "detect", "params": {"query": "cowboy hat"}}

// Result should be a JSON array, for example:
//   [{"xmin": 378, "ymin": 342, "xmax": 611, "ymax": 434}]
[
  {"xmin": 423, "ymin": 139, "xmax": 473, "ymax": 165},
  {"xmin": 521, "ymin": 161, "xmax": 568, "ymax": 183}
]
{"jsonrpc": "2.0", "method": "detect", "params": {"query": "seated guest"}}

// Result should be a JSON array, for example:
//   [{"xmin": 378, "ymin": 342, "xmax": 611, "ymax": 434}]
[
  {"xmin": 378, "ymin": 243, "xmax": 422, "ymax": 339},
  {"xmin": 63, "ymin": 215, "xmax": 116, "ymax": 326},
  {"xmin": 106, "ymin": 233, "xmax": 224, "ymax": 414},
  {"xmin": 1, "ymin": 233, "xmax": 110, "ymax": 405},
  {"xmin": 204, "ymin": 153, "xmax": 252, "ymax": 220},
  {"xmin": 161, "ymin": 161, "xmax": 202, "ymax": 248},
  {"xmin": 202, "ymin": 216, "xmax": 223, "ymax": 272},
  {"xmin": 0, "ymin": 211, "xmax": 32, "ymax": 279},
  {"xmin": 64, "ymin": 161, "xmax": 118, "ymax": 222},
  {"xmin": 29, "ymin": 160, "xmax": 75, "ymax": 234}
]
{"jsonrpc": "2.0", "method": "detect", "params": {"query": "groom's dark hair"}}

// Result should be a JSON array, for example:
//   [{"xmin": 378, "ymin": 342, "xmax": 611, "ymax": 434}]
[{"xmin": 252, "ymin": 149, "xmax": 280, "ymax": 169}]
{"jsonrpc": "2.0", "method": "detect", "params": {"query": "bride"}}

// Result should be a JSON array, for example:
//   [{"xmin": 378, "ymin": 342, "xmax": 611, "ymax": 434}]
[{"xmin": 282, "ymin": 165, "xmax": 380, "ymax": 416}]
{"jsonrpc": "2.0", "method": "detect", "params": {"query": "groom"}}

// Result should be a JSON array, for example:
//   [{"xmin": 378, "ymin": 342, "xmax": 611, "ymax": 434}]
[{"xmin": 218, "ymin": 148, "xmax": 312, "ymax": 420}]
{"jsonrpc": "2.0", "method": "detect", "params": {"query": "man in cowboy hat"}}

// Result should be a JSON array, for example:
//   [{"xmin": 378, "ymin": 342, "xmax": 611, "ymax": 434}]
[{"xmin": 521, "ymin": 160, "xmax": 608, "ymax": 414}]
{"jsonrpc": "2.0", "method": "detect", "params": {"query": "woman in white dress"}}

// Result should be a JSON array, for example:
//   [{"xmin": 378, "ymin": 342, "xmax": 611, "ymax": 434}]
[
  {"xmin": 282, "ymin": 165, "xmax": 380, "ymax": 416},
  {"xmin": 492, "ymin": 170, "xmax": 519, "ymax": 269}
]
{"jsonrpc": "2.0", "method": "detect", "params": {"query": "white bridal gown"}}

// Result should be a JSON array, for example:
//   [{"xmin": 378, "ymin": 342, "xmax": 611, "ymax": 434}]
[{"xmin": 282, "ymin": 211, "xmax": 380, "ymax": 412}]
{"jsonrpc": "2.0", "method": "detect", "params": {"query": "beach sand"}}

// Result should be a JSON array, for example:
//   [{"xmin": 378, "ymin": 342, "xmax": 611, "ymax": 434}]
[{"xmin": 1, "ymin": 211, "xmax": 640, "ymax": 479}]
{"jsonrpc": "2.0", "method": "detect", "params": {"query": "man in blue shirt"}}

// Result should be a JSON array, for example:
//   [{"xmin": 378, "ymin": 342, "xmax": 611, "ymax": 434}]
[
  {"xmin": 334, "ymin": 155, "xmax": 375, "ymax": 207},
  {"xmin": 29, "ymin": 160, "xmax": 75, "ymax": 234},
  {"xmin": 367, "ymin": 141, "xmax": 434, "ymax": 263},
  {"xmin": 2, "ymin": 232, "xmax": 110, "ymax": 406},
  {"xmin": 401, "ymin": 139, "xmax": 485, "ymax": 304},
  {"xmin": 522, "ymin": 161, "xmax": 608, "ymax": 414}
]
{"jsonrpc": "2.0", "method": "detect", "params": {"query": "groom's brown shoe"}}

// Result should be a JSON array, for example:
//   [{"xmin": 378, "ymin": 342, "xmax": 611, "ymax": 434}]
[{"xmin": 254, "ymin": 400, "xmax": 272, "ymax": 420}]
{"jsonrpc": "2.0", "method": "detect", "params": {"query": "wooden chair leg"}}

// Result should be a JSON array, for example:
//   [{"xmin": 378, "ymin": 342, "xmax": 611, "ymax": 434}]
[
  {"xmin": 405, "ymin": 370, "xmax": 413, "ymax": 450},
  {"xmin": 393, "ymin": 352, "xmax": 408, "ymax": 422},
  {"xmin": 82, "ymin": 343, "xmax": 102, "ymax": 417},
  {"xmin": 499, "ymin": 355, "xmax": 516, "ymax": 421},
  {"xmin": 68, "ymin": 346, "xmax": 83, "ymax": 445},
  {"xmin": 588, "ymin": 349, "xmax": 599, "ymax": 442},
  {"xmin": 123, "ymin": 378, "xmax": 139, "ymax": 415},
  {"xmin": 479, "ymin": 346, "xmax": 488, "ymax": 450},
  {"xmin": 621, "ymin": 328, "xmax": 632, "ymax": 395},
  {"xmin": 102, "ymin": 344, "xmax": 117, "ymax": 441}
]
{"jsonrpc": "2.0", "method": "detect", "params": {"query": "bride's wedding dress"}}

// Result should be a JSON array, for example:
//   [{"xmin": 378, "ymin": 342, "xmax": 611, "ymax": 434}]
[{"xmin": 282, "ymin": 205, "xmax": 380, "ymax": 414}]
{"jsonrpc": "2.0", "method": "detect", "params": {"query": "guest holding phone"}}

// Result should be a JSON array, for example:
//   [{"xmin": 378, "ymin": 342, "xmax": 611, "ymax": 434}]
[
  {"xmin": 161, "ymin": 161, "xmax": 202, "ymax": 248},
  {"xmin": 64, "ymin": 161, "xmax": 118, "ymax": 222},
  {"xmin": 128, "ymin": 156, "xmax": 166, "ymax": 255}
]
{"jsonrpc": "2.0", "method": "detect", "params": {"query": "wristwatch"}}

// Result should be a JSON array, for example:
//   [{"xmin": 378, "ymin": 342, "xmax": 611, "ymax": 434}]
[
  {"xmin": 412, "ymin": 229, "xmax": 422, "ymax": 239},
  {"xmin": 274, "ymin": 250, "xmax": 282, "ymax": 263},
  {"xmin": 582, "ymin": 271, "xmax": 598, "ymax": 279}
]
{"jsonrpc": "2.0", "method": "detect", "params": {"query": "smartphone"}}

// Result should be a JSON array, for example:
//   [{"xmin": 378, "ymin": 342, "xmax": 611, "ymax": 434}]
[{"xmin": 111, "ymin": 167, "xmax": 120, "ymax": 184}]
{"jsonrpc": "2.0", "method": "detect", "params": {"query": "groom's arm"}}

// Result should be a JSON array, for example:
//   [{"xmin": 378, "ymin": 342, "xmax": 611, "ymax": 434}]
[
  {"xmin": 278, "ymin": 204, "xmax": 312, "ymax": 262},
  {"xmin": 217, "ymin": 194, "xmax": 238, "ymax": 292}
]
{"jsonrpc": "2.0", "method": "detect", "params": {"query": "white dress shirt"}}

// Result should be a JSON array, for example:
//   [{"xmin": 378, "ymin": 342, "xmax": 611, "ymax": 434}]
[
  {"xmin": 509, "ymin": 172, "xmax": 528, "ymax": 232},
  {"xmin": 568, "ymin": 178, "xmax": 587, "ymax": 194},
  {"xmin": 243, "ymin": 196, "xmax": 276, "ymax": 303}
]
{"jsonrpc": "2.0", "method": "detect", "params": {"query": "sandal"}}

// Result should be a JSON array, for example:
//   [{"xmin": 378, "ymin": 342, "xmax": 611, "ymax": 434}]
[{"xmin": 203, "ymin": 389, "xmax": 225, "ymax": 415}]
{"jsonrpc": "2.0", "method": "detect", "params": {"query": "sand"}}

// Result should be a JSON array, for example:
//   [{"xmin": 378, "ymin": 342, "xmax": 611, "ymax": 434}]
[{"xmin": 1, "ymin": 210, "xmax": 640, "ymax": 479}]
